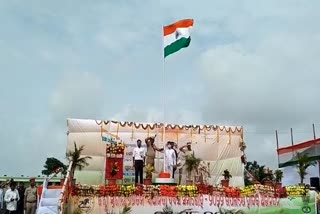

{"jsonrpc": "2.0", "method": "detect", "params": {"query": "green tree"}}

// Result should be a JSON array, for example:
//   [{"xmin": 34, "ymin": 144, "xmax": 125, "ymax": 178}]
[
  {"xmin": 295, "ymin": 152, "xmax": 316, "ymax": 184},
  {"xmin": 66, "ymin": 142, "xmax": 92, "ymax": 178},
  {"xmin": 244, "ymin": 161, "xmax": 267, "ymax": 185},
  {"xmin": 42, "ymin": 157, "xmax": 67, "ymax": 176}
]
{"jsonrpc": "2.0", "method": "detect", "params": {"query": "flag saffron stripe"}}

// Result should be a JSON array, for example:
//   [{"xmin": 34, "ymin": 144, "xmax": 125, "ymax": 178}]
[
  {"xmin": 163, "ymin": 19, "xmax": 193, "ymax": 36},
  {"xmin": 277, "ymin": 138, "xmax": 320, "ymax": 154}
]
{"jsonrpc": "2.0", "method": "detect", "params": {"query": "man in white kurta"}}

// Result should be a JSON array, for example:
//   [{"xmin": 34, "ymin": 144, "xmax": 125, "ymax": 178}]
[{"xmin": 164, "ymin": 142, "xmax": 177, "ymax": 178}]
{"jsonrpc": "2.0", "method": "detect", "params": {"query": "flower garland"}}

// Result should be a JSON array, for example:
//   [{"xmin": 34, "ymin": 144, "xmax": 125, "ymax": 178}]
[
  {"xmin": 72, "ymin": 184, "xmax": 309, "ymax": 198},
  {"xmin": 106, "ymin": 141, "xmax": 125, "ymax": 157}
]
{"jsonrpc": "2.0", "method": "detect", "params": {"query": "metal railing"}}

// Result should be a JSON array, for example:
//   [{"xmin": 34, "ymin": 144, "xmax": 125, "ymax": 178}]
[
  {"xmin": 58, "ymin": 161, "xmax": 73, "ymax": 214},
  {"xmin": 37, "ymin": 167, "xmax": 64, "ymax": 214}
]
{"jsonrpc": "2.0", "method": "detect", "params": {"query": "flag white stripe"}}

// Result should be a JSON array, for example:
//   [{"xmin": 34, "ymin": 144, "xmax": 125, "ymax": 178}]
[{"xmin": 163, "ymin": 27, "xmax": 192, "ymax": 47}]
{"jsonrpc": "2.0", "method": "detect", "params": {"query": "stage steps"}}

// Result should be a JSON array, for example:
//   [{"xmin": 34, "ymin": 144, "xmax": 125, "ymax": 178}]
[{"xmin": 36, "ymin": 184, "xmax": 62, "ymax": 214}]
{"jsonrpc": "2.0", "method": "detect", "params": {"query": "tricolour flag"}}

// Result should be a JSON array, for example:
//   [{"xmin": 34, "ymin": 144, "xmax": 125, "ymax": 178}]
[
  {"xmin": 277, "ymin": 138, "xmax": 320, "ymax": 168},
  {"xmin": 163, "ymin": 19, "xmax": 193, "ymax": 58}
]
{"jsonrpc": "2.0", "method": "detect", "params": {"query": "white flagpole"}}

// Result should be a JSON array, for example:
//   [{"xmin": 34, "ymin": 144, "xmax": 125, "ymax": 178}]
[{"xmin": 162, "ymin": 24, "xmax": 167, "ymax": 173}]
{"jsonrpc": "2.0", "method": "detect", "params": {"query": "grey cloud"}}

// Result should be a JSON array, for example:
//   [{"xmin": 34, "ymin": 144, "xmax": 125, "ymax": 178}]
[
  {"xmin": 200, "ymin": 35, "xmax": 320, "ymax": 129},
  {"xmin": 198, "ymin": 4, "xmax": 320, "ymax": 168},
  {"xmin": 50, "ymin": 71, "xmax": 104, "ymax": 123}
]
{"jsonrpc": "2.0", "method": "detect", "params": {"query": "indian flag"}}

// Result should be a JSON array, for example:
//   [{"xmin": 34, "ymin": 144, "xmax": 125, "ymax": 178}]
[
  {"xmin": 163, "ymin": 19, "xmax": 193, "ymax": 58},
  {"xmin": 277, "ymin": 138, "xmax": 320, "ymax": 168}
]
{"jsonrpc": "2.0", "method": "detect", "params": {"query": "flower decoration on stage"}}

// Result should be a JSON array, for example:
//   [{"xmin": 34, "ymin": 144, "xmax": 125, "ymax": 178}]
[
  {"xmin": 71, "ymin": 183, "xmax": 309, "ymax": 198},
  {"xmin": 285, "ymin": 184, "xmax": 309, "ymax": 197},
  {"xmin": 239, "ymin": 185, "xmax": 255, "ymax": 196},
  {"xmin": 196, "ymin": 184, "xmax": 214, "ymax": 195},
  {"xmin": 119, "ymin": 185, "xmax": 136, "ymax": 196},
  {"xmin": 224, "ymin": 187, "xmax": 241, "ymax": 197},
  {"xmin": 176, "ymin": 185, "xmax": 198, "ymax": 197},
  {"xmin": 110, "ymin": 161, "xmax": 120, "ymax": 177},
  {"xmin": 106, "ymin": 141, "xmax": 125, "ymax": 157}
]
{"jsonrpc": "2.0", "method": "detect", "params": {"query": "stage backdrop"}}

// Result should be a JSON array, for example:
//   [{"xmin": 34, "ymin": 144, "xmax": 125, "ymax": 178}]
[{"xmin": 67, "ymin": 119, "xmax": 245, "ymax": 186}]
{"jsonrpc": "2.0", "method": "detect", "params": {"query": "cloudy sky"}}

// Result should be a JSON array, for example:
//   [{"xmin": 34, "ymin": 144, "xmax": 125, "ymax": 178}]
[{"xmin": 1, "ymin": 0, "xmax": 320, "ymax": 177}]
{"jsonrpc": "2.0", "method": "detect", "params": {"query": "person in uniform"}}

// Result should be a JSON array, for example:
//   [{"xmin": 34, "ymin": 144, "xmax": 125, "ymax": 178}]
[
  {"xmin": 24, "ymin": 178, "xmax": 37, "ymax": 214},
  {"xmin": 178, "ymin": 142, "xmax": 195, "ymax": 184},
  {"xmin": 197, "ymin": 161, "xmax": 211, "ymax": 184},
  {"xmin": 145, "ymin": 136, "xmax": 162, "ymax": 168}
]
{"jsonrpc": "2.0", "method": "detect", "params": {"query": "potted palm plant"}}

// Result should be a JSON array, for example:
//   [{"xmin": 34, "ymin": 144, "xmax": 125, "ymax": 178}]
[
  {"xmin": 66, "ymin": 142, "xmax": 92, "ymax": 186},
  {"xmin": 295, "ymin": 152, "xmax": 316, "ymax": 185},
  {"xmin": 185, "ymin": 154, "xmax": 201, "ymax": 185},
  {"xmin": 274, "ymin": 169, "xmax": 283, "ymax": 188},
  {"xmin": 221, "ymin": 169, "xmax": 232, "ymax": 187},
  {"xmin": 144, "ymin": 164, "xmax": 154, "ymax": 185}
]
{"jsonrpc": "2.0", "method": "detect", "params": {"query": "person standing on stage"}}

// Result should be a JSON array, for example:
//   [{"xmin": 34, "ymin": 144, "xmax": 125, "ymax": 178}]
[
  {"xmin": 145, "ymin": 136, "xmax": 162, "ymax": 168},
  {"xmin": 178, "ymin": 142, "xmax": 195, "ymax": 184},
  {"xmin": 164, "ymin": 141, "xmax": 177, "ymax": 179},
  {"xmin": 132, "ymin": 139, "xmax": 145, "ymax": 185},
  {"xmin": 170, "ymin": 142, "xmax": 179, "ymax": 179}
]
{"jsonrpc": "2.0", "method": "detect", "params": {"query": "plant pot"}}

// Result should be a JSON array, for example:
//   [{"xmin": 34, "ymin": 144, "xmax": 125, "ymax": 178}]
[
  {"xmin": 221, "ymin": 179, "xmax": 229, "ymax": 187},
  {"xmin": 263, "ymin": 180, "xmax": 273, "ymax": 186},
  {"xmin": 159, "ymin": 171, "xmax": 170, "ymax": 178},
  {"xmin": 186, "ymin": 179, "xmax": 193, "ymax": 185},
  {"xmin": 144, "ymin": 178, "xmax": 152, "ymax": 185},
  {"xmin": 108, "ymin": 178, "xmax": 117, "ymax": 185},
  {"xmin": 274, "ymin": 182, "xmax": 282, "ymax": 189}
]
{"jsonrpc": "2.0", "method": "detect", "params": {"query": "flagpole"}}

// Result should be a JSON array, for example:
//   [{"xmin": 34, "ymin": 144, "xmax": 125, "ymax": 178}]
[{"xmin": 162, "ymin": 24, "xmax": 167, "ymax": 173}]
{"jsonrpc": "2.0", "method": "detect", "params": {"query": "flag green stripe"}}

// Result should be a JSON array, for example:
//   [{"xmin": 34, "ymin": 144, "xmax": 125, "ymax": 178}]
[
  {"xmin": 164, "ymin": 37, "xmax": 191, "ymax": 58},
  {"xmin": 278, "ymin": 155, "xmax": 320, "ymax": 168}
]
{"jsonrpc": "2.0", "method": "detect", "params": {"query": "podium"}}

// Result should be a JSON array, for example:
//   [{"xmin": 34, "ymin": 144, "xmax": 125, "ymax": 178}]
[{"xmin": 105, "ymin": 141, "xmax": 125, "ymax": 184}]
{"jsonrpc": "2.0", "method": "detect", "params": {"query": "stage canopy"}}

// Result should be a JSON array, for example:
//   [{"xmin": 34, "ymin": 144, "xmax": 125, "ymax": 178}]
[{"xmin": 67, "ymin": 118, "xmax": 245, "ymax": 186}]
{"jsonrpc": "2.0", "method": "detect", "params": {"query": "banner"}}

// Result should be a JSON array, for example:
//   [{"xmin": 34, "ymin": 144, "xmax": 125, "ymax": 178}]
[
  {"xmin": 105, "ymin": 158, "xmax": 123, "ymax": 180},
  {"xmin": 70, "ymin": 191, "xmax": 316, "ymax": 214}
]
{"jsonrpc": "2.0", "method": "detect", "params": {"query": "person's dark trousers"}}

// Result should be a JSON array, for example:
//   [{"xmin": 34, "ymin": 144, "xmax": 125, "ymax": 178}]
[
  {"xmin": 6, "ymin": 210, "xmax": 17, "ymax": 214},
  {"xmin": 16, "ymin": 203, "xmax": 23, "ymax": 214},
  {"xmin": 134, "ymin": 160, "xmax": 143, "ymax": 184},
  {"xmin": 172, "ymin": 168, "xmax": 176, "ymax": 178}
]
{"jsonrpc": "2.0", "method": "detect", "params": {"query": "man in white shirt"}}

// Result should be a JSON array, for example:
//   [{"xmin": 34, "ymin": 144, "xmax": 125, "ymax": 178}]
[
  {"xmin": 164, "ymin": 141, "xmax": 177, "ymax": 179},
  {"xmin": 4, "ymin": 181, "xmax": 20, "ymax": 214},
  {"xmin": 132, "ymin": 139, "xmax": 145, "ymax": 185}
]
